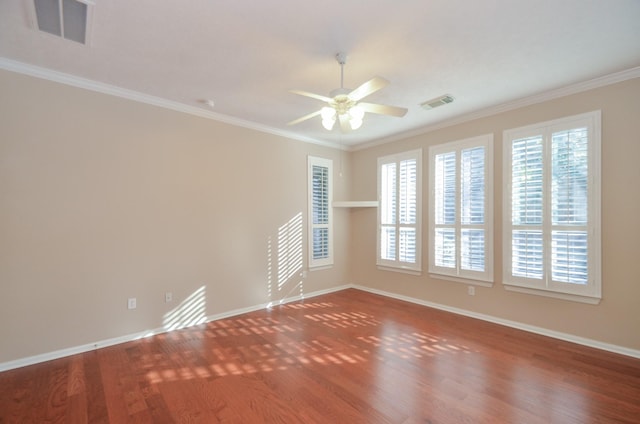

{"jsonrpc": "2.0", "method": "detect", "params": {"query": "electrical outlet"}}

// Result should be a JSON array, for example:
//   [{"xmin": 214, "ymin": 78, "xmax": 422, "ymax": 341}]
[
  {"xmin": 468, "ymin": 286, "xmax": 475, "ymax": 296},
  {"xmin": 128, "ymin": 297, "xmax": 137, "ymax": 309},
  {"xmin": 165, "ymin": 292, "xmax": 173, "ymax": 303}
]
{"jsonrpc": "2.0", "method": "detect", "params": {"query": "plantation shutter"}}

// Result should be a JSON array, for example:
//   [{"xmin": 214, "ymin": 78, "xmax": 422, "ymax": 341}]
[
  {"xmin": 460, "ymin": 146, "xmax": 486, "ymax": 272},
  {"xmin": 399, "ymin": 158, "xmax": 417, "ymax": 263},
  {"xmin": 434, "ymin": 152, "xmax": 456, "ymax": 268},
  {"xmin": 377, "ymin": 150, "xmax": 422, "ymax": 272},
  {"xmin": 429, "ymin": 135, "xmax": 493, "ymax": 282},
  {"xmin": 503, "ymin": 111, "xmax": 600, "ymax": 303},
  {"xmin": 308, "ymin": 157, "xmax": 333, "ymax": 268},
  {"xmin": 380, "ymin": 162, "xmax": 397, "ymax": 261},
  {"xmin": 312, "ymin": 165, "xmax": 329, "ymax": 260},
  {"xmin": 550, "ymin": 127, "xmax": 589, "ymax": 284},
  {"xmin": 511, "ymin": 135, "xmax": 544, "ymax": 279}
]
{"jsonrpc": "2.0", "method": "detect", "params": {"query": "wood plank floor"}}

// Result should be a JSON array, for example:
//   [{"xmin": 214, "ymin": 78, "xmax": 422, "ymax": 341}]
[{"xmin": 1, "ymin": 288, "xmax": 640, "ymax": 423}]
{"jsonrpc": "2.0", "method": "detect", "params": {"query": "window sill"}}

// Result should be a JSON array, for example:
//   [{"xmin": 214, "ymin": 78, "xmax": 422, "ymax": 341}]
[
  {"xmin": 309, "ymin": 264, "xmax": 333, "ymax": 272},
  {"xmin": 503, "ymin": 283, "xmax": 601, "ymax": 305},
  {"xmin": 333, "ymin": 201, "xmax": 378, "ymax": 208},
  {"xmin": 429, "ymin": 273, "xmax": 493, "ymax": 287},
  {"xmin": 377, "ymin": 265, "xmax": 421, "ymax": 276}
]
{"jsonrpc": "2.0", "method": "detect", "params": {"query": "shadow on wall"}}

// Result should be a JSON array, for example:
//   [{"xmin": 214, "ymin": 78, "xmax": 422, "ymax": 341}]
[{"xmin": 267, "ymin": 212, "xmax": 304, "ymax": 307}]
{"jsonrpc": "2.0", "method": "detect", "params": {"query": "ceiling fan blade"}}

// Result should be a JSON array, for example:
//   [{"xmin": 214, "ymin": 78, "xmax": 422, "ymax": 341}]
[
  {"xmin": 348, "ymin": 77, "xmax": 389, "ymax": 102},
  {"xmin": 290, "ymin": 90, "xmax": 333, "ymax": 103},
  {"xmin": 338, "ymin": 113, "xmax": 352, "ymax": 133},
  {"xmin": 287, "ymin": 109, "xmax": 323, "ymax": 126},
  {"xmin": 358, "ymin": 102, "xmax": 408, "ymax": 117}
]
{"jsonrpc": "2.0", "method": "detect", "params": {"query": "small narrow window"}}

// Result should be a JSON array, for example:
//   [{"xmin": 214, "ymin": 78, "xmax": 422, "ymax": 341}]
[{"xmin": 308, "ymin": 156, "xmax": 333, "ymax": 268}]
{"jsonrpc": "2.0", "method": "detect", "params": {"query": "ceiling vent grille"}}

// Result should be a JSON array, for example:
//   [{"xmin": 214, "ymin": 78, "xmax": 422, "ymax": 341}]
[
  {"xmin": 33, "ymin": 0, "xmax": 92, "ymax": 44},
  {"xmin": 420, "ymin": 94, "xmax": 455, "ymax": 110}
]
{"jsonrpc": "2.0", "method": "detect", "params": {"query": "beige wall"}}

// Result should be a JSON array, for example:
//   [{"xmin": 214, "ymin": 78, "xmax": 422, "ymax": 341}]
[
  {"xmin": 350, "ymin": 77, "xmax": 640, "ymax": 351},
  {"xmin": 2, "ymin": 68, "xmax": 639, "ymax": 366},
  {"xmin": 0, "ymin": 69, "xmax": 351, "ymax": 363}
]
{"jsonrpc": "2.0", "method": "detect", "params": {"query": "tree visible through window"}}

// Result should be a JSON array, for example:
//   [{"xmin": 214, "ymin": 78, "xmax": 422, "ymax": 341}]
[
  {"xmin": 503, "ymin": 111, "xmax": 601, "ymax": 303},
  {"xmin": 429, "ymin": 135, "xmax": 493, "ymax": 283}
]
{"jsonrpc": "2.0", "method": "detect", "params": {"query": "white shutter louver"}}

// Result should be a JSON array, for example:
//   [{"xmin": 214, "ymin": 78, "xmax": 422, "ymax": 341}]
[
  {"xmin": 399, "ymin": 159, "xmax": 417, "ymax": 263},
  {"xmin": 511, "ymin": 136, "xmax": 544, "ymax": 279},
  {"xmin": 460, "ymin": 146, "xmax": 485, "ymax": 272}
]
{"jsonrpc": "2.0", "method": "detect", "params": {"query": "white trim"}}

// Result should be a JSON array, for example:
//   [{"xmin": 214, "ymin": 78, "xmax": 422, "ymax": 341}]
[
  {"xmin": 350, "ymin": 285, "xmax": 640, "ymax": 359},
  {"xmin": 2, "ymin": 57, "xmax": 638, "ymax": 152},
  {"xmin": 429, "ymin": 273, "xmax": 494, "ymax": 288},
  {"xmin": 308, "ymin": 265, "xmax": 333, "ymax": 272},
  {"xmin": 376, "ymin": 265, "xmax": 422, "ymax": 276},
  {"xmin": 353, "ymin": 66, "xmax": 640, "ymax": 152},
  {"xmin": 2, "ymin": 283, "xmax": 636, "ymax": 371},
  {"xmin": 332, "ymin": 201, "xmax": 378, "ymax": 208},
  {"xmin": 504, "ymin": 284, "xmax": 600, "ymax": 305},
  {"xmin": 0, "ymin": 57, "xmax": 339, "ymax": 150},
  {"xmin": 0, "ymin": 284, "xmax": 350, "ymax": 372}
]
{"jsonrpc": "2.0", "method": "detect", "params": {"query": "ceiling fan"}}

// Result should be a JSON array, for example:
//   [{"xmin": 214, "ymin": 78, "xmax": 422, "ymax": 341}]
[{"xmin": 287, "ymin": 53, "xmax": 408, "ymax": 132}]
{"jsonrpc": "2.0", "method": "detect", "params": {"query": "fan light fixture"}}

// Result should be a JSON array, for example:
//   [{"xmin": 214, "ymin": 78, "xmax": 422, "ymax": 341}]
[
  {"xmin": 287, "ymin": 52, "xmax": 408, "ymax": 132},
  {"xmin": 321, "ymin": 105, "xmax": 364, "ymax": 130}
]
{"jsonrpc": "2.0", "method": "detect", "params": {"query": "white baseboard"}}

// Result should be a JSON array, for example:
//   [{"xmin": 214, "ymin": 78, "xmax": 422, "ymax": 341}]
[
  {"xmin": 0, "ymin": 284, "xmax": 351, "ymax": 372},
  {"xmin": 3, "ymin": 283, "xmax": 637, "ymax": 372},
  {"xmin": 350, "ymin": 284, "xmax": 640, "ymax": 359}
]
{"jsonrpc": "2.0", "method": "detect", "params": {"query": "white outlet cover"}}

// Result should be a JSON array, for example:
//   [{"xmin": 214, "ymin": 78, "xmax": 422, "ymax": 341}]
[{"xmin": 128, "ymin": 297, "xmax": 137, "ymax": 309}]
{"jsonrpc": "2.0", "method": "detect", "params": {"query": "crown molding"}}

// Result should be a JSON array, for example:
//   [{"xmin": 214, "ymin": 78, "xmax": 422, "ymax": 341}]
[
  {"xmin": 2, "ymin": 57, "xmax": 638, "ymax": 153},
  {"xmin": 0, "ymin": 57, "xmax": 342, "ymax": 150},
  {"xmin": 353, "ymin": 66, "xmax": 640, "ymax": 151}
]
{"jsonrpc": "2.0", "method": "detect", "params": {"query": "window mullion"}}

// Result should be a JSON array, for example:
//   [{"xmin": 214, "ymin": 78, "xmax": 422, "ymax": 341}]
[
  {"xmin": 395, "ymin": 160, "xmax": 401, "ymax": 262},
  {"xmin": 456, "ymin": 148, "xmax": 461, "ymax": 275},
  {"xmin": 542, "ymin": 131, "xmax": 552, "ymax": 288}
]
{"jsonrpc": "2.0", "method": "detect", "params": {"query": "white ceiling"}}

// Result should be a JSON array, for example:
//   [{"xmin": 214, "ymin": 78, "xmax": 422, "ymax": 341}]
[{"xmin": 1, "ymin": 0, "xmax": 640, "ymax": 148}]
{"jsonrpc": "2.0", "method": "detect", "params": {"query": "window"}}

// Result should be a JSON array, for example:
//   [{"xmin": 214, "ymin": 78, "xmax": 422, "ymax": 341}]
[
  {"xmin": 428, "ymin": 134, "xmax": 494, "ymax": 284},
  {"xmin": 308, "ymin": 156, "xmax": 333, "ymax": 268},
  {"xmin": 377, "ymin": 149, "xmax": 422, "ymax": 273},
  {"xmin": 503, "ymin": 111, "xmax": 601, "ymax": 303}
]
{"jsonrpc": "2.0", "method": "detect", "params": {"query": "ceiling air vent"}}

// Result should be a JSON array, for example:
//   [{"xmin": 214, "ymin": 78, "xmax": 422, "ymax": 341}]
[
  {"xmin": 33, "ymin": 0, "xmax": 92, "ymax": 44},
  {"xmin": 420, "ymin": 94, "xmax": 455, "ymax": 110}
]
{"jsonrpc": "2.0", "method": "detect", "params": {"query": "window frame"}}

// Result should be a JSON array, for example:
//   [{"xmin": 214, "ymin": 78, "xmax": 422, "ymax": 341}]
[
  {"xmin": 428, "ymin": 134, "xmax": 494, "ymax": 285},
  {"xmin": 308, "ymin": 156, "xmax": 333, "ymax": 269},
  {"xmin": 502, "ymin": 111, "xmax": 601, "ymax": 303},
  {"xmin": 377, "ymin": 149, "xmax": 422, "ymax": 274}
]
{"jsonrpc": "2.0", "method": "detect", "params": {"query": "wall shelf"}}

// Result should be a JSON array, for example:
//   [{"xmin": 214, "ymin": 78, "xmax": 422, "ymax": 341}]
[{"xmin": 333, "ymin": 201, "xmax": 378, "ymax": 208}]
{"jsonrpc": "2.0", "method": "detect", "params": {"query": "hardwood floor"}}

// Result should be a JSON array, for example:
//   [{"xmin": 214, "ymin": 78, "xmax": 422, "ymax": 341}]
[{"xmin": 1, "ymin": 288, "xmax": 639, "ymax": 423}]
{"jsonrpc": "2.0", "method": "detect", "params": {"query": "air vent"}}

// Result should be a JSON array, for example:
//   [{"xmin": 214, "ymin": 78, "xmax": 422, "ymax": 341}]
[
  {"xmin": 420, "ymin": 94, "xmax": 455, "ymax": 110},
  {"xmin": 33, "ymin": 0, "xmax": 92, "ymax": 44}
]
